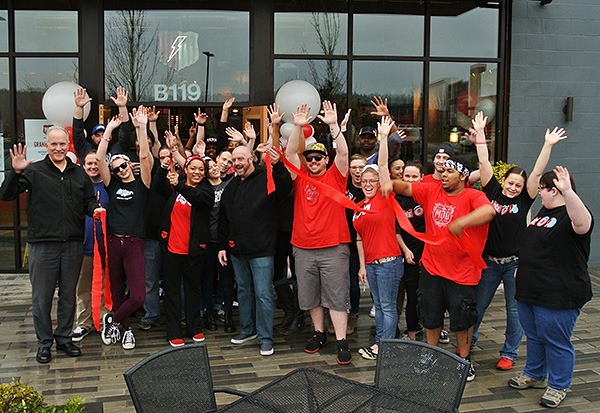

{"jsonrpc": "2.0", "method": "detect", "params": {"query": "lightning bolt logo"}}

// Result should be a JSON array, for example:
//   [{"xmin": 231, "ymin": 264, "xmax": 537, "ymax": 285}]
[{"xmin": 167, "ymin": 35, "xmax": 187, "ymax": 63}]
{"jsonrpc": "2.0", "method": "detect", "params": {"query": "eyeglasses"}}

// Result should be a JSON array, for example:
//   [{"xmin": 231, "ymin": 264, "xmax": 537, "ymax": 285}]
[
  {"xmin": 361, "ymin": 179, "xmax": 379, "ymax": 186},
  {"xmin": 305, "ymin": 155, "xmax": 324, "ymax": 162},
  {"xmin": 112, "ymin": 162, "xmax": 129, "ymax": 174}
]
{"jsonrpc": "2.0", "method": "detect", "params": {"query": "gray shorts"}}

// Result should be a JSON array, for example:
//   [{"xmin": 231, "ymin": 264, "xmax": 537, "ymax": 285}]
[{"xmin": 293, "ymin": 244, "xmax": 350, "ymax": 311}]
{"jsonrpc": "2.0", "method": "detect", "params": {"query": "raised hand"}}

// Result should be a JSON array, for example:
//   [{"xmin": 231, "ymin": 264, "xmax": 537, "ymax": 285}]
[
  {"xmin": 194, "ymin": 109, "xmax": 208, "ymax": 125},
  {"xmin": 225, "ymin": 127, "xmax": 244, "ymax": 143},
  {"xmin": 9, "ymin": 143, "xmax": 33, "ymax": 173},
  {"xmin": 292, "ymin": 104, "xmax": 313, "ymax": 126},
  {"xmin": 222, "ymin": 97, "xmax": 235, "ymax": 111},
  {"xmin": 545, "ymin": 127, "xmax": 567, "ymax": 146},
  {"xmin": 471, "ymin": 111, "xmax": 487, "ymax": 132},
  {"xmin": 552, "ymin": 165, "xmax": 572, "ymax": 193},
  {"xmin": 167, "ymin": 171, "xmax": 179, "ymax": 186},
  {"xmin": 189, "ymin": 122, "xmax": 197, "ymax": 137},
  {"xmin": 73, "ymin": 88, "xmax": 91, "ymax": 108},
  {"xmin": 267, "ymin": 103, "xmax": 284, "ymax": 125},
  {"xmin": 243, "ymin": 122, "xmax": 256, "ymax": 141},
  {"xmin": 266, "ymin": 147, "xmax": 281, "ymax": 164},
  {"xmin": 110, "ymin": 86, "xmax": 128, "ymax": 107},
  {"xmin": 147, "ymin": 106, "xmax": 160, "ymax": 122},
  {"xmin": 340, "ymin": 108, "xmax": 352, "ymax": 132},
  {"xmin": 193, "ymin": 140, "xmax": 206, "ymax": 156},
  {"xmin": 370, "ymin": 96, "xmax": 390, "ymax": 117},
  {"xmin": 164, "ymin": 131, "xmax": 178, "ymax": 150},
  {"xmin": 106, "ymin": 114, "xmax": 123, "ymax": 135},
  {"xmin": 377, "ymin": 116, "xmax": 394, "ymax": 137},
  {"xmin": 465, "ymin": 128, "xmax": 478, "ymax": 144},
  {"xmin": 317, "ymin": 100, "xmax": 338, "ymax": 125},
  {"xmin": 131, "ymin": 105, "xmax": 148, "ymax": 127}
]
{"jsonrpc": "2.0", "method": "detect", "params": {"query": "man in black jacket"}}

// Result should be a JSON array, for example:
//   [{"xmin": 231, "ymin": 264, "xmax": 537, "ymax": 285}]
[
  {"xmin": 0, "ymin": 127, "xmax": 98, "ymax": 363},
  {"xmin": 218, "ymin": 145, "xmax": 292, "ymax": 356}
]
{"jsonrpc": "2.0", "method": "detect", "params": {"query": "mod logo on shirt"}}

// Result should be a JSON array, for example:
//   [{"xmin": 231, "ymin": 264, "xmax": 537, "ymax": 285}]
[
  {"xmin": 432, "ymin": 203, "xmax": 455, "ymax": 227},
  {"xmin": 491, "ymin": 200, "xmax": 519, "ymax": 215},
  {"xmin": 529, "ymin": 215, "xmax": 557, "ymax": 229},
  {"xmin": 115, "ymin": 188, "xmax": 134, "ymax": 201},
  {"xmin": 176, "ymin": 193, "xmax": 191, "ymax": 206},
  {"xmin": 304, "ymin": 183, "xmax": 319, "ymax": 203}
]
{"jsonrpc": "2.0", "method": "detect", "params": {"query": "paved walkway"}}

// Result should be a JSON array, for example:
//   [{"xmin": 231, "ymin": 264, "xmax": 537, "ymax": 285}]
[{"xmin": 0, "ymin": 270, "xmax": 599, "ymax": 412}]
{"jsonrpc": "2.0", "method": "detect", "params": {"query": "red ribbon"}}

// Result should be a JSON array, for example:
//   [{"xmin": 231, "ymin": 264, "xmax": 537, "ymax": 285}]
[
  {"xmin": 92, "ymin": 209, "xmax": 112, "ymax": 331},
  {"xmin": 386, "ymin": 196, "xmax": 446, "ymax": 246},
  {"xmin": 264, "ymin": 152, "xmax": 275, "ymax": 195}
]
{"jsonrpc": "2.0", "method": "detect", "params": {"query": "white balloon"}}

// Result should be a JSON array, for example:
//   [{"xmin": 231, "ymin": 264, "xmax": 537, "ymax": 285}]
[
  {"xmin": 304, "ymin": 136, "xmax": 317, "ymax": 149},
  {"xmin": 279, "ymin": 123, "xmax": 294, "ymax": 139},
  {"xmin": 275, "ymin": 80, "xmax": 321, "ymax": 124},
  {"xmin": 42, "ymin": 81, "xmax": 90, "ymax": 126},
  {"xmin": 475, "ymin": 98, "xmax": 496, "ymax": 122}
]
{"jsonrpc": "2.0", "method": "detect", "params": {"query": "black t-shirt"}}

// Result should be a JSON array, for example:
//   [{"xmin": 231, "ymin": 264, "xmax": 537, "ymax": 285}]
[
  {"xmin": 396, "ymin": 194, "xmax": 425, "ymax": 260},
  {"xmin": 209, "ymin": 179, "xmax": 232, "ymax": 242},
  {"xmin": 516, "ymin": 205, "xmax": 593, "ymax": 309},
  {"xmin": 106, "ymin": 178, "xmax": 150, "ymax": 238},
  {"xmin": 483, "ymin": 178, "xmax": 534, "ymax": 257},
  {"xmin": 345, "ymin": 179, "xmax": 365, "ymax": 243}
]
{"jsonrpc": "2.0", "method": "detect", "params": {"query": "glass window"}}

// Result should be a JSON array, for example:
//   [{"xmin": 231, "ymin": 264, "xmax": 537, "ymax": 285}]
[
  {"xmin": 428, "ymin": 62, "xmax": 498, "ymax": 165},
  {"xmin": 0, "ymin": 10, "xmax": 7, "ymax": 52},
  {"xmin": 0, "ymin": 58, "xmax": 9, "ymax": 182},
  {"xmin": 0, "ymin": 229, "xmax": 16, "ymax": 269},
  {"xmin": 353, "ymin": 14, "xmax": 424, "ymax": 56},
  {"xmin": 15, "ymin": 58, "xmax": 78, "ymax": 145},
  {"xmin": 352, "ymin": 61, "xmax": 423, "ymax": 161},
  {"xmin": 104, "ymin": 10, "xmax": 249, "ymax": 103},
  {"xmin": 274, "ymin": 13, "xmax": 348, "ymax": 55},
  {"xmin": 430, "ymin": 7, "xmax": 498, "ymax": 58},
  {"xmin": 15, "ymin": 11, "xmax": 78, "ymax": 52},
  {"xmin": 275, "ymin": 59, "xmax": 347, "ymax": 103}
]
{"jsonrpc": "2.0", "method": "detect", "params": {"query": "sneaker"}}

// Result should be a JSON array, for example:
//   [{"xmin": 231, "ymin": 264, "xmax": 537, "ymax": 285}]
[
  {"xmin": 193, "ymin": 332, "xmax": 205, "ymax": 342},
  {"xmin": 138, "ymin": 321, "xmax": 154, "ymax": 331},
  {"xmin": 369, "ymin": 305, "xmax": 376, "ymax": 318},
  {"xmin": 260, "ymin": 343, "xmax": 274, "ymax": 356},
  {"xmin": 466, "ymin": 362, "xmax": 476, "ymax": 382},
  {"xmin": 230, "ymin": 333, "xmax": 258, "ymax": 345},
  {"xmin": 122, "ymin": 329, "xmax": 135, "ymax": 350},
  {"xmin": 336, "ymin": 339, "xmax": 352, "ymax": 365},
  {"xmin": 508, "ymin": 373, "xmax": 548, "ymax": 390},
  {"xmin": 71, "ymin": 326, "xmax": 89, "ymax": 342},
  {"xmin": 439, "ymin": 329, "xmax": 450, "ymax": 344},
  {"xmin": 101, "ymin": 313, "xmax": 121, "ymax": 345},
  {"xmin": 496, "ymin": 357, "xmax": 514, "ymax": 371},
  {"xmin": 216, "ymin": 309, "xmax": 226, "ymax": 323},
  {"xmin": 539, "ymin": 387, "xmax": 567, "ymax": 408},
  {"xmin": 304, "ymin": 331, "xmax": 327, "ymax": 354},
  {"xmin": 358, "ymin": 346, "xmax": 378, "ymax": 360},
  {"xmin": 169, "ymin": 338, "xmax": 185, "ymax": 347}
]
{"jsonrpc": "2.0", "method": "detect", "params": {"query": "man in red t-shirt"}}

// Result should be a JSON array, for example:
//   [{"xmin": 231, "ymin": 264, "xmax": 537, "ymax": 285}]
[
  {"xmin": 382, "ymin": 155, "xmax": 495, "ymax": 381},
  {"xmin": 285, "ymin": 101, "xmax": 353, "ymax": 365}
]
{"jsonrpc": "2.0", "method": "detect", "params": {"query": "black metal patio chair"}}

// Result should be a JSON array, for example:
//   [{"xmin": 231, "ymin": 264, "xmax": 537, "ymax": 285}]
[
  {"xmin": 124, "ymin": 343, "xmax": 248, "ymax": 413},
  {"xmin": 374, "ymin": 339, "xmax": 470, "ymax": 413}
]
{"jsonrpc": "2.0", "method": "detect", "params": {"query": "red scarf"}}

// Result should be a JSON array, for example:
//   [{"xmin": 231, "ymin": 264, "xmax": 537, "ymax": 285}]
[{"xmin": 92, "ymin": 209, "xmax": 112, "ymax": 331}]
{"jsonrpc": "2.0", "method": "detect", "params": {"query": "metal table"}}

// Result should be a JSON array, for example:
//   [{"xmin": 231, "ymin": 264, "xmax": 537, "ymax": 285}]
[{"xmin": 217, "ymin": 367, "xmax": 440, "ymax": 412}]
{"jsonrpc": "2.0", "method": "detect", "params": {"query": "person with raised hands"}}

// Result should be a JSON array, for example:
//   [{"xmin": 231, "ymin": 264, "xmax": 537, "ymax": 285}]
[
  {"xmin": 95, "ymin": 106, "xmax": 152, "ymax": 350},
  {"xmin": 509, "ymin": 165, "xmax": 592, "ymax": 408},
  {"xmin": 285, "ymin": 101, "xmax": 354, "ymax": 365},
  {"xmin": 469, "ymin": 112, "xmax": 567, "ymax": 372}
]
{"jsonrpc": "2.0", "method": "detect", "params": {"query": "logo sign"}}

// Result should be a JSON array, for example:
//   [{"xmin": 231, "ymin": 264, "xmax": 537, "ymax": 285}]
[{"xmin": 158, "ymin": 31, "xmax": 200, "ymax": 71}]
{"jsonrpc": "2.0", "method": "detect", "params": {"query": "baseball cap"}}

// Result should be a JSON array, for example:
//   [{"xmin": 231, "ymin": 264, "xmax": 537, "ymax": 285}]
[
  {"xmin": 302, "ymin": 142, "xmax": 328, "ymax": 157},
  {"xmin": 435, "ymin": 142, "xmax": 455, "ymax": 157},
  {"xmin": 91, "ymin": 124, "xmax": 106, "ymax": 135},
  {"xmin": 358, "ymin": 126, "xmax": 377, "ymax": 137}
]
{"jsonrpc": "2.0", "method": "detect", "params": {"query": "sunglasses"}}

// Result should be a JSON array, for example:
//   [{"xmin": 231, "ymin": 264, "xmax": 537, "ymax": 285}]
[
  {"xmin": 305, "ymin": 155, "xmax": 324, "ymax": 162},
  {"xmin": 111, "ymin": 162, "xmax": 129, "ymax": 174}
]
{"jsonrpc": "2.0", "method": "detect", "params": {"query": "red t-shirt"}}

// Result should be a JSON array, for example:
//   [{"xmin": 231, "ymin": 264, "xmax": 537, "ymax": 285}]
[
  {"xmin": 168, "ymin": 193, "xmax": 192, "ymax": 254},
  {"xmin": 353, "ymin": 192, "xmax": 401, "ymax": 264},
  {"xmin": 292, "ymin": 163, "xmax": 350, "ymax": 249},
  {"xmin": 412, "ymin": 182, "xmax": 490, "ymax": 285}
]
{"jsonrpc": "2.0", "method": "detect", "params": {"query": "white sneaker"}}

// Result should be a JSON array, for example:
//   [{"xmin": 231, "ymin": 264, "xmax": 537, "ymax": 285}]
[
  {"xmin": 369, "ymin": 305, "xmax": 376, "ymax": 318},
  {"xmin": 101, "ymin": 313, "xmax": 121, "ymax": 345},
  {"xmin": 122, "ymin": 329, "xmax": 135, "ymax": 350},
  {"xmin": 439, "ymin": 329, "xmax": 450, "ymax": 344}
]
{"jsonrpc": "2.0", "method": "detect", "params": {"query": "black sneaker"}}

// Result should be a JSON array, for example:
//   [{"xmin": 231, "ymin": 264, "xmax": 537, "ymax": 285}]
[
  {"xmin": 304, "ymin": 331, "xmax": 327, "ymax": 353},
  {"xmin": 336, "ymin": 339, "xmax": 352, "ymax": 365},
  {"xmin": 71, "ymin": 326, "xmax": 90, "ymax": 342},
  {"xmin": 466, "ymin": 360, "xmax": 476, "ymax": 382},
  {"xmin": 101, "ymin": 313, "xmax": 121, "ymax": 345}
]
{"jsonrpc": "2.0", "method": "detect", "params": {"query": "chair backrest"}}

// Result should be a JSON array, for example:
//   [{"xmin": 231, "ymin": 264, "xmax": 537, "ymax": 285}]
[
  {"xmin": 124, "ymin": 343, "xmax": 218, "ymax": 413},
  {"xmin": 374, "ymin": 339, "xmax": 469, "ymax": 413}
]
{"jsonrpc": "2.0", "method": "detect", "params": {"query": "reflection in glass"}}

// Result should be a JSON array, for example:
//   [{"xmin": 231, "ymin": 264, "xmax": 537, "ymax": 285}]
[
  {"xmin": 0, "ymin": 229, "xmax": 15, "ymax": 269},
  {"xmin": 352, "ymin": 61, "xmax": 423, "ymax": 161},
  {"xmin": 428, "ymin": 62, "xmax": 498, "ymax": 166},
  {"xmin": 104, "ymin": 10, "xmax": 249, "ymax": 103},
  {"xmin": 275, "ymin": 13, "xmax": 348, "ymax": 55},
  {"xmin": 275, "ymin": 59, "xmax": 347, "ymax": 103},
  {"xmin": 0, "ymin": 58, "xmax": 9, "ymax": 174},
  {"xmin": 15, "ymin": 58, "xmax": 78, "ymax": 136},
  {"xmin": 15, "ymin": 11, "xmax": 78, "ymax": 52},
  {"xmin": 430, "ymin": 7, "xmax": 498, "ymax": 58},
  {"xmin": 353, "ymin": 14, "xmax": 424, "ymax": 56},
  {"xmin": 0, "ymin": 10, "xmax": 7, "ymax": 52}
]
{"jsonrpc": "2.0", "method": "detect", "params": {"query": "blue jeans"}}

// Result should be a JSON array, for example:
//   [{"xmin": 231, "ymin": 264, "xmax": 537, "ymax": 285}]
[
  {"xmin": 366, "ymin": 257, "xmax": 403, "ymax": 345},
  {"xmin": 142, "ymin": 239, "xmax": 161, "ymax": 325},
  {"xmin": 473, "ymin": 258, "xmax": 522, "ymax": 360},
  {"xmin": 517, "ymin": 302, "xmax": 580, "ymax": 390},
  {"xmin": 230, "ymin": 255, "xmax": 274, "ymax": 345}
]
